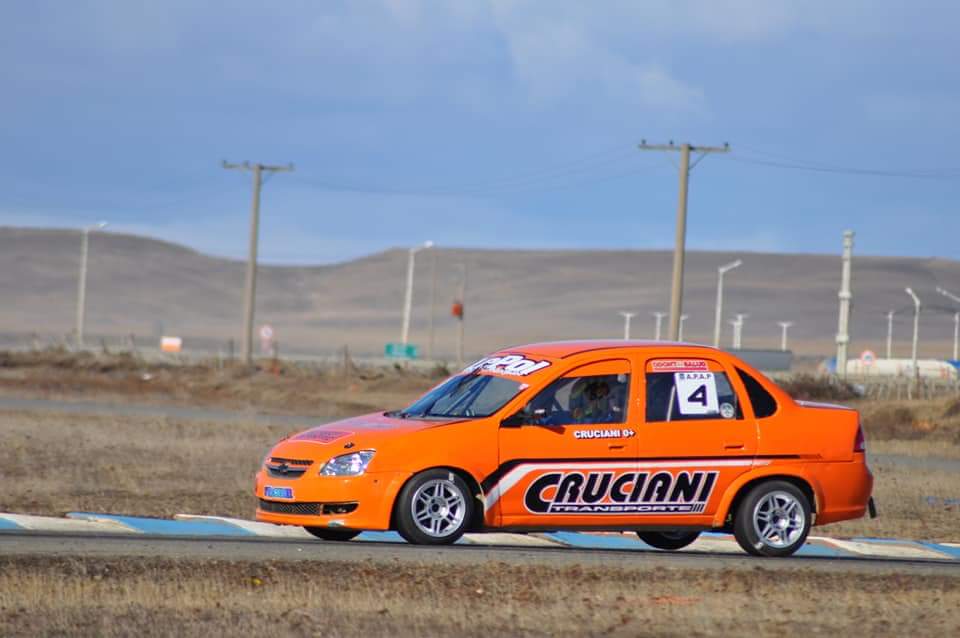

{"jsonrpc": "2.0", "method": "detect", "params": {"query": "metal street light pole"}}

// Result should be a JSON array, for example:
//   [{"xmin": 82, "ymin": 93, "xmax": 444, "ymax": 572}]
[
  {"xmin": 885, "ymin": 310, "xmax": 895, "ymax": 359},
  {"xmin": 729, "ymin": 319, "xmax": 740, "ymax": 349},
  {"xmin": 401, "ymin": 240, "xmax": 434, "ymax": 346},
  {"xmin": 713, "ymin": 259, "xmax": 742, "ymax": 347},
  {"xmin": 731, "ymin": 313, "xmax": 748, "ymax": 349},
  {"xmin": 619, "ymin": 311, "xmax": 636, "ymax": 340},
  {"xmin": 678, "ymin": 314, "xmax": 689, "ymax": 342},
  {"xmin": 651, "ymin": 311, "xmax": 667, "ymax": 341},
  {"xmin": 905, "ymin": 287, "xmax": 921, "ymax": 381},
  {"xmin": 777, "ymin": 321, "xmax": 794, "ymax": 351},
  {"xmin": 75, "ymin": 221, "xmax": 108, "ymax": 348},
  {"xmin": 936, "ymin": 287, "xmax": 960, "ymax": 360}
]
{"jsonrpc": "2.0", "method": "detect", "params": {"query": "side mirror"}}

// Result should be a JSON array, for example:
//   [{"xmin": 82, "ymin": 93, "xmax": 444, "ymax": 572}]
[{"xmin": 501, "ymin": 404, "xmax": 545, "ymax": 428}]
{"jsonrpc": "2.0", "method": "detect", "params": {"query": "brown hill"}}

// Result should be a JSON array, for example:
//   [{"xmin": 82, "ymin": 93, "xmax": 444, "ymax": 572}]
[{"xmin": 2, "ymin": 227, "xmax": 959, "ymax": 360}]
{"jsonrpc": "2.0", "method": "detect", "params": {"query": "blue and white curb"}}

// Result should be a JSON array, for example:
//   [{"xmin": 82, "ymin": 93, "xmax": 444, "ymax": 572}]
[{"xmin": 0, "ymin": 511, "xmax": 957, "ymax": 561}]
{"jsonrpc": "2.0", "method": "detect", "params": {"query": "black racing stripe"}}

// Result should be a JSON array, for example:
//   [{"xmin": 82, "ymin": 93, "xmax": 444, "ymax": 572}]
[{"xmin": 479, "ymin": 455, "xmax": 800, "ymax": 493}]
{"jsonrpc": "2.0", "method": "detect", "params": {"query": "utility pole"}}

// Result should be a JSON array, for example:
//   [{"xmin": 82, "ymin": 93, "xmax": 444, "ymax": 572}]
[
  {"xmin": 777, "ymin": 321, "xmax": 794, "ymax": 351},
  {"xmin": 885, "ymin": 311, "xmax": 895, "ymax": 359},
  {"xmin": 427, "ymin": 250, "xmax": 438, "ymax": 360},
  {"xmin": 619, "ymin": 311, "xmax": 636, "ymax": 340},
  {"xmin": 75, "ymin": 221, "xmax": 108, "ymax": 348},
  {"xmin": 456, "ymin": 262, "xmax": 468, "ymax": 366},
  {"xmin": 651, "ymin": 311, "xmax": 667, "ymax": 341},
  {"xmin": 713, "ymin": 259, "xmax": 742, "ymax": 347},
  {"xmin": 678, "ymin": 314, "xmax": 689, "ymax": 342},
  {"xmin": 835, "ymin": 230, "xmax": 854, "ymax": 379},
  {"xmin": 905, "ymin": 287, "xmax": 921, "ymax": 384},
  {"xmin": 222, "ymin": 160, "xmax": 294, "ymax": 365},
  {"xmin": 638, "ymin": 140, "xmax": 730, "ymax": 340},
  {"xmin": 936, "ymin": 287, "xmax": 960, "ymax": 360}
]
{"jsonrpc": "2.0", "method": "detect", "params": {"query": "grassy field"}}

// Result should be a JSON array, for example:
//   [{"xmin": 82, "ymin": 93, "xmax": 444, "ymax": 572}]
[
  {"xmin": 1, "ymin": 351, "xmax": 959, "ymax": 539},
  {"xmin": 1, "ymin": 555, "xmax": 958, "ymax": 637},
  {"xmin": 1, "ymin": 407, "xmax": 958, "ymax": 541}
]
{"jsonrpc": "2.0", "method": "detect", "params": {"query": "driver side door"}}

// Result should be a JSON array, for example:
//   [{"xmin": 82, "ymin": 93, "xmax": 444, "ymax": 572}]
[{"xmin": 493, "ymin": 359, "xmax": 640, "ymax": 529}]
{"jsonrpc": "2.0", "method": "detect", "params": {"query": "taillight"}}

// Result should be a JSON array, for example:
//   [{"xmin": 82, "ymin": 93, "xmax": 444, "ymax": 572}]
[{"xmin": 854, "ymin": 424, "xmax": 866, "ymax": 452}]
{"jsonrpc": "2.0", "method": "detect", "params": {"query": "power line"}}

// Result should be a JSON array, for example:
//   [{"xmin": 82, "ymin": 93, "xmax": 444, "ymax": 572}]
[{"xmin": 726, "ymin": 154, "xmax": 960, "ymax": 180}]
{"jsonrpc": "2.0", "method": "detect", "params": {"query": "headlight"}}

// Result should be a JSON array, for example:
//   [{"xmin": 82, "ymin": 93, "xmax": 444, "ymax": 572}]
[{"xmin": 320, "ymin": 451, "xmax": 375, "ymax": 476}]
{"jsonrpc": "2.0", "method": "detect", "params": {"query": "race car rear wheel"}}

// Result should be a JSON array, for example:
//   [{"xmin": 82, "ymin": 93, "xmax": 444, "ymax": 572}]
[
  {"xmin": 637, "ymin": 531, "xmax": 700, "ymax": 551},
  {"xmin": 395, "ymin": 469, "xmax": 473, "ymax": 545},
  {"xmin": 303, "ymin": 527, "xmax": 362, "ymax": 541},
  {"xmin": 733, "ymin": 480, "xmax": 811, "ymax": 557}
]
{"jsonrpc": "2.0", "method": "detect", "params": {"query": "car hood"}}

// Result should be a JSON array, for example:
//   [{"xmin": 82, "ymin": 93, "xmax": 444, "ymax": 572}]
[{"xmin": 266, "ymin": 412, "xmax": 465, "ymax": 461}]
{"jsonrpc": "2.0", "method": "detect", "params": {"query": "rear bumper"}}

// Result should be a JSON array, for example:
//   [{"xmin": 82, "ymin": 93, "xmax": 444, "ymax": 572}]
[
  {"xmin": 254, "ymin": 469, "xmax": 410, "ymax": 531},
  {"xmin": 812, "ymin": 456, "xmax": 874, "ymax": 525}
]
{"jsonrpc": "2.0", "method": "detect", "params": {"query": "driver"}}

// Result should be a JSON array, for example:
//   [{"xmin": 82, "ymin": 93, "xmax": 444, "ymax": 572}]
[{"xmin": 570, "ymin": 377, "xmax": 619, "ymax": 423}]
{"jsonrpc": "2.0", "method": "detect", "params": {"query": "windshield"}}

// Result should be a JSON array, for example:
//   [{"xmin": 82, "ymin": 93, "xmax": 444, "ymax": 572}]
[{"xmin": 394, "ymin": 373, "xmax": 523, "ymax": 419}]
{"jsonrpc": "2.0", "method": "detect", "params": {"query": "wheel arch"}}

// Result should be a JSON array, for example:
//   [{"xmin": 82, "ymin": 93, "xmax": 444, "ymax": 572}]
[
  {"xmin": 389, "ymin": 465, "xmax": 486, "ymax": 532},
  {"xmin": 714, "ymin": 470, "xmax": 820, "ymax": 530}
]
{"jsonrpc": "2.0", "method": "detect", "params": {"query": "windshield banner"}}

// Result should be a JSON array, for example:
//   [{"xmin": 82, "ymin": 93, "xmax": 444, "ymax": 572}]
[{"xmin": 463, "ymin": 354, "xmax": 552, "ymax": 377}]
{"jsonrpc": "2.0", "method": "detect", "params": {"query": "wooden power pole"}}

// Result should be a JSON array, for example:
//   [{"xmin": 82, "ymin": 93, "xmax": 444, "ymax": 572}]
[
  {"xmin": 222, "ymin": 160, "xmax": 294, "ymax": 365},
  {"xmin": 637, "ymin": 141, "xmax": 729, "ymax": 341}
]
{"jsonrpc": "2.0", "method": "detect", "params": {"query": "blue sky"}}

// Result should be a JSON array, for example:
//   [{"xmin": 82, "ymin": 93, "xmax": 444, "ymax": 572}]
[{"xmin": 1, "ymin": 1, "xmax": 958, "ymax": 263}]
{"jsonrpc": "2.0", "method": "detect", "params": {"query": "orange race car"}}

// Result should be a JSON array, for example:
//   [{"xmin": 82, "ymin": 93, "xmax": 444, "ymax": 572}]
[{"xmin": 255, "ymin": 340, "xmax": 875, "ymax": 557}]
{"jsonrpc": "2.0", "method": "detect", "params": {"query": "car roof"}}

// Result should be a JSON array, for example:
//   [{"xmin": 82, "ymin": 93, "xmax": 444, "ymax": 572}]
[{"xmin": 503, "ymin": 340, "xmax": 719, "ymax": 359}]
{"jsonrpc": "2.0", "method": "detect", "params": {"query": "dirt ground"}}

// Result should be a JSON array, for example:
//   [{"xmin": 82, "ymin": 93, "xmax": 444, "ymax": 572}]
[{"xmin": 1, "ymin": 555, "xmax": 957, "ymax": 637}]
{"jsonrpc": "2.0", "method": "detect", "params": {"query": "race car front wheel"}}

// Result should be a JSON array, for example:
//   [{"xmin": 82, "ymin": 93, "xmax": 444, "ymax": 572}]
[
  {"xmin": 637, "ymin": 531, "xmax": 700, "ymax": 551},
  {"xmin": 303, "ymin": 527, "xmax": 362, "ymax": 541},
  {"xmin": 733, "ymin": 480, "xmax": 811, "ymax": 557},
  {"xmin": 395, "ymin": 469, "xmax": 473, "ymax": 545}
]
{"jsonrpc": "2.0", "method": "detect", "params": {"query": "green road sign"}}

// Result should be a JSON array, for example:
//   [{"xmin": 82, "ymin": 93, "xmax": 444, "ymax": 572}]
[{"xmin": 385, "ymin": 342, "xmax": 419, "ymax": 359}]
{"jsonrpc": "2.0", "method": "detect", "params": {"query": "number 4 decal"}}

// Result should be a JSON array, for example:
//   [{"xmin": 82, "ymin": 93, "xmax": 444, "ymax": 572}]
[
  {"xmin": 686, "ymin": 384, "xmax": 708, "ymax": 407},
  {"xmin": 675, "ymin": 372, "xmax": 719, "ymax": 415}
]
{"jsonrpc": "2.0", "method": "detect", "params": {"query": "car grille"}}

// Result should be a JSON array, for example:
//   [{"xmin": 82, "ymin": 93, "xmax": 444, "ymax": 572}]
[
  {"xmin": 257, "ymin": 500, "xmax": 359, "ymax": 516},
  {"xmin": 266, "ymin": 457, "xmax": 314, "ymax": 479},
  {"xmin": 258, "ymin": 499, "xmax": 323, "ymax": 516}
]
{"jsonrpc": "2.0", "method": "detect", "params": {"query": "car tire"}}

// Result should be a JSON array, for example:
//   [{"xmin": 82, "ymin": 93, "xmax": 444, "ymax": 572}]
[
  {"xmin": 733, "ymin": 480, "xmax": 811, "ymax": 557},
  {"xmin": 637, "ymin": 531, "xmax": 700, "ymax": 551},
  {"xmin": 303, "ymin": 527, "xmax": 362, "ymax": 541},
  {"xmin": 395, "ymin": 469, "xmax": 474, "ymax": 545}
]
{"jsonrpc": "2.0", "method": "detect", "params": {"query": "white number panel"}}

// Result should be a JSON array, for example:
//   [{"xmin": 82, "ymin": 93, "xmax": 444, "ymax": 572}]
[{"xmin": 674, "ymin": 372, "xmax": 719, "ymax": 416}]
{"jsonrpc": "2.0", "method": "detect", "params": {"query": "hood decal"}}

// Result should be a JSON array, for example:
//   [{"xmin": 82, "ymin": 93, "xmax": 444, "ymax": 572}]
[{"xmin": 292, "ymin": 429, "xmax": 352, "ymax": 444}]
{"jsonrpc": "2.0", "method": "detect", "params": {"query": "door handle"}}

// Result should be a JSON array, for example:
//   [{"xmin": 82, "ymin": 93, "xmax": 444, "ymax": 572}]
[
  {"xmin": 724, "ymin": 442, "xmax": 745, "ymax": 450},
  {"xmin": 608, "ymin": 443, "xmax": 626, "ymax": 450}
]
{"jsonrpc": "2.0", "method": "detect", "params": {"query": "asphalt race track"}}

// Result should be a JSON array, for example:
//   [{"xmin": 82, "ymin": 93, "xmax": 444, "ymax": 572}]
[{"xmin": 1, "ymin": 531, "xmax": 958, "ymax": 576}]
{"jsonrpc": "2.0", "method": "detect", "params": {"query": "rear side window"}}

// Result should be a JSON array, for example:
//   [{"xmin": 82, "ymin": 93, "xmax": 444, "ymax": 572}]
[
  {"xmin": 736, "ymin": 368, "xmax": 778, "ymax": 418},
  {"xmin": 645, "ymin": 366, "xmax": 742, "ymax": 422}
]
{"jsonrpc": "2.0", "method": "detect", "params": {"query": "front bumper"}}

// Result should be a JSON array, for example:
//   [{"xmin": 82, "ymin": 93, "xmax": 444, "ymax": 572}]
[{"xmin": 254, "ymin": 469, "xmax": 410, "ymax": 531}]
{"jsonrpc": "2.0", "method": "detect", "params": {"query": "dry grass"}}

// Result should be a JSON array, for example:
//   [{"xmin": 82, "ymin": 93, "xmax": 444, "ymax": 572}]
[
  {"xmin": 0, "ymin": 410, "xmax": 284, "ymax": 518},
  {"xmin": 0, "ymin": 349, "xmax": 439, "ymax": 415},
  {"xmin": 0, "ymin": 556, "xmax": 958, "ymax": 637},
  {"xmin": 1, "ymin": 409, "xmax": 959, "ymax": 541}
]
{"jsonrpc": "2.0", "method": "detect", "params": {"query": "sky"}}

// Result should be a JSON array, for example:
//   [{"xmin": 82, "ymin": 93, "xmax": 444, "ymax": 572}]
[{"xmin": 1, "ymin": 0, "xmax": 958, "ymax": 264}]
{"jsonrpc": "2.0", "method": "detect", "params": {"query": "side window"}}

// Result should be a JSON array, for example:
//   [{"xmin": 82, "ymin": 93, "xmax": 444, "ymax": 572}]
[
  {"xmin": 736, "ymin": 367, "xmax": 778, "ymax": 418},
  {"xmin": 527, "ymin": 360, "xmax": 631, "ymax": 426},
  {"xmin": 645, "ymin": 360, "xmax": 742, "ymax": 422}
]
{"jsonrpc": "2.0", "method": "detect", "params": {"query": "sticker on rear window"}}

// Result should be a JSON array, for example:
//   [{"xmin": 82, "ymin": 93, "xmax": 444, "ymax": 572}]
[
  {"xmin": 674, "ymin": 372, "xmax": 719, "ymax": 415},
  {"xmin": 463, "ymin": 355, "xmax": 551, "ymax": 377},
  {"xmin": 651, "ymin": 360, "xmax": 709, "ymax": 372}
]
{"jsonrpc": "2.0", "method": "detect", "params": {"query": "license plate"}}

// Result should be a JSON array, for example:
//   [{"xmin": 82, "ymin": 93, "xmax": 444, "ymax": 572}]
[{"xmin": 264, "ymin": 486, "xmax": 293, "ymax": 499}]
